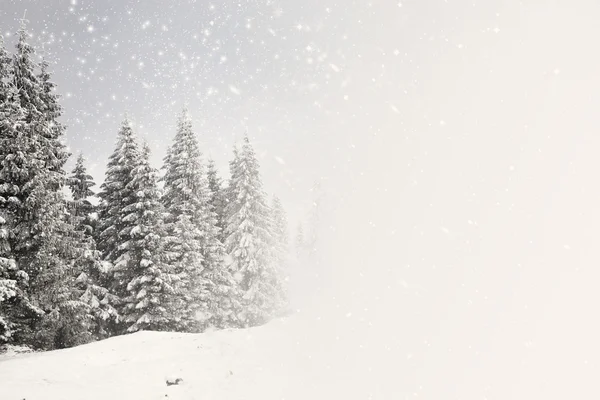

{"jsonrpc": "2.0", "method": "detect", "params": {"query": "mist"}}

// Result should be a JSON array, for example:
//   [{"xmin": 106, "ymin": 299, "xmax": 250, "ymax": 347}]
[{"xmin": 287, "ymin": 1, "xmax": 600, "ymax": 398}]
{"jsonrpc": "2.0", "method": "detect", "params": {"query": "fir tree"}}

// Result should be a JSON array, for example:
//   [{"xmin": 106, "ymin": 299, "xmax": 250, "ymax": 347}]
[
  {"xmin": 204, "ymin": 158, "xmax": 240, "ymax": 328},
  {"xmin": 67, "ymin": 154, "xmax": 117, "ymax": 339},
  {"xmin": 0, "ymin": 206, "xmax": 16, "ymax": 342},
  {"xmin": 271, "ymin": 196, "xmax": 289, "ymax": 252},
  {"xmin": 161, "ymin": 110, "xmax": 207, "ymax": 331},
  {"xmin": 95, "ymin": 117, "xmax": 146, "ymax": 336},
  {"xmin": 7, "ymin": 22, "xmax": 51, "ymax": 271},
  {"xmin": 0, "ymin": 213, "xmax": 33, "ymax": 345},
  {"xmin": 73, "ymin": 253, "xmax": 119, "ymax": 339},
  {"xmin": 37, "ymin": 58, "xmax": 69, "ymax": 182},
  {"xmin": 11, "ymin": 23, "xmax": 45, "ymax": 120},
  {"xmin": 119, "ymin": 143, "xmax": 180, "ymax": 332},
  {"xmin": 0, "ymin": 34, "xmax": 11, "ymax": 100},
  {"xmin": 223, "ymin": 146, "xmax": 239, "ymax": 207},
  {"xmin": 0, "ymin": 32, "xmax": 38, "ymax": 346},
  {"xmin": 96, "ymin": 118, "xmax": 141, "ymax": 268},
  {"xmin": 161, "ymin": 109, "xmax": 235, "ymax": 331},
  {"xmin": 224, "ymin": 135, "xmax": 281, "ymax": 326},
  {"xmin": 68, "ymin": 154, "xmax": 97, "ymax": 235},
  {"xmin": 1, "ymin": 24, "xmax": 89, "ymax": 349},
  {"xmin": 206, "ymin": 158, "xmax": 227, "ymax": 243},
  {"xmin": 11, "ymin": 25, "xmax": 68, "ymax": 196},
  {"xmin": 32, "ymin": 214, "xmax": 93, "ymax": 349}
]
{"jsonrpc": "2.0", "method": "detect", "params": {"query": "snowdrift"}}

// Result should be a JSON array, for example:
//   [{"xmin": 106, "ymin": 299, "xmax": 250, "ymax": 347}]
[{"xmin": 0, "ymin": 315, "xmax": 387, "ymax": 400}]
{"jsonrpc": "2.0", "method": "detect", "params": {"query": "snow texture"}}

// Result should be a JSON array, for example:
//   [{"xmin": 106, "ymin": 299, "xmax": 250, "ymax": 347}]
[{"xmin": 0, "ymin": 315, "xmax": 388, "ymax": 400}]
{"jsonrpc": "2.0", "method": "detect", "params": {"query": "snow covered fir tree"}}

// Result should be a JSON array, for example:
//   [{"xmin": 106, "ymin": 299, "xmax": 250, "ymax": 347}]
[
  {"xmin": 0, "ymin": 24, "xmax": 291, "ymax": 351},
  {"xmin": 160, "ymin": 109, "xmax": 226, "ymax": 332},
  {"xmin": 0, "ymin": 24, "xmax": 94, "ymax": 349},
  {"xmin": 224, "ymin": 136, "xmax": 286, "ymax": 326}
]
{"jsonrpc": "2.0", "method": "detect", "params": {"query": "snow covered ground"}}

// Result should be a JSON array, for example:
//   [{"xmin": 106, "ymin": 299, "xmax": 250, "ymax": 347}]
[{"xmin": 0, "ymin": 313, "xmax": 394, "ymax": 400}]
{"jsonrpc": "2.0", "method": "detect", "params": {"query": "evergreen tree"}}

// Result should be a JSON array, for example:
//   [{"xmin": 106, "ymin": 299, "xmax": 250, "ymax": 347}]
[
  {"xmin": 38, "ymin": 58, "xmax": 69, "ymax": 181},
  {"xmin": 0, "ymin": 34, "xmax": 11, "ymax": 100},
  {"xmin": 67, "ymin": 154, "xmax": 117, "ymax": 339},
  {"xmin": 0, "ymin": 34, "xmax": 22, "ymax": 141},
  {"xmin": 31, "ymin": 212, "xmax": 93, "ymax": 349},
  {"xmin": 0, "ymin": 24, "xmax": 90, "ymax": 349},
  {"xmin": 95, "ymin": 117, "xmax": 147, "ymax": 336},
  {"xmin": 224, "ymin": 135, "xmax": 281, "ymax": 326},
  {"xmin": 271, "ymin": 196, "xmax": 289, "ymax": 252},
  {"xmin": 68, "ymin": 154, "xmax": 97, "ymax": 235},
  {"xmin": 119, "ymin": 143, "xmax": 180, "ymax": 332},
  {"xmin": 161, "ymin": 110, "xmax": 207, "ymax": 332},
  {"xmin": 223, "ymin": 146, "xmax": 239, "ymax": 207},
  {"xmin": 7, "ymin": 23, "xmax": 51, "ymax": 274},
  {"xmin": 0, "ymin": 213, "xmax": 34, "ymax": 345},
  {"xmin": 96, "ymin": 118, "xmax": 141, "ymax": 269},
  {"xmin": 73, "ymin": 253, "xmax": 118, "ymax": 339},
  {"xmin": 0, "ymin": 214, "xmax": 17, "ymax": 343},
  {"xmin": 0, "ymin": 32, "xmax": 38, "ymax": 346},
  {"xmin": 161, "ymin": 109, "xmax": 236, "ymax": 331},
  {"xmin": 204, "ymin": 158, "xmax": 240, "ymax": 328},
  {"xmin": 206, "ymin": 158, "xmax": 227, "ymax": 243}
]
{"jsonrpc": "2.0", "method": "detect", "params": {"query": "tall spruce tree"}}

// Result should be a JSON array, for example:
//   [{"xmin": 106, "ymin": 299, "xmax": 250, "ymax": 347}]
[
  {"xmin": 0, "ymin": 33, "xmax": 16, "ymax": 294},
  {"xmin": 0, "ymin": 213, "xmax": 17, "ymax": 343},
  {"xmin": 96, "ymin": 118, "xmax": 141, "ymax": 269},
  {"xmin": 38, "ymin": 58, "xmax": 69, "ymax": 182},
  {"xmin": 7, "ymin": 23, "xmax": 52, "ymax": 276},
  {"xmin": 73, "ymin": 249, "xmax": 118, "ymax": 340},
  {"xmin": 0, "ymin": 213, "xmax": 32, "ymax": 345},
  {"xmin": 119, "ymin": 143, "xmax": 180, "ymax": 332},
  {"xmin": 270, "ymin": 196, "xmax": 289, "ymax": 253},
  {"xmin": 0, "ymin": 33, "xmax": 37, "ymax": 345},
  {"xmin": 206, "ymin": 158, "xmax": 227, "ymax": 243},
  {"xmin": 224, "ymin": 135, "xmax": 281, "ymax": 326},
  {"xmin": 205, "ymin": 159, "xmax": 240, "ymax": 328},
  {"xmin": 161, "ymin": 110, "xmax": 207, "ymax": 331},
  {"xmin": 67, "ymin": 154, "xmax": 118, "ymax": 339},
  {"xmin": 0, "ymin": 34, "xmax": 11, "ymax": 99},
  {"xmin": 68, "ymin": 154, "xmax": 96, "ymax": 235},
  {"xmin": 161, "ymin": 109, "xmax": 236, "ymax": 331},
  {"xmin": 0, "ymin": 24, "xmax": 90, "ymax": 349},
  {"xmin": 95, "ymin": 117, "xmax": 146, "ymax": 336}
]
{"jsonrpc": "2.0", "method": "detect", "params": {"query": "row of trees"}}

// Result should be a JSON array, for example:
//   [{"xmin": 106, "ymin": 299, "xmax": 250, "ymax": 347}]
[{"xmin": 0, "ymin": 24, "xmax": 289, "ymax": 350}]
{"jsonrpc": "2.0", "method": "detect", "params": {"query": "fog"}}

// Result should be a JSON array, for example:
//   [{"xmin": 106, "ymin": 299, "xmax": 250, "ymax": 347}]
[{"xmin": 289, "ymin": 1, "xmax": 600, "ymax": 398}]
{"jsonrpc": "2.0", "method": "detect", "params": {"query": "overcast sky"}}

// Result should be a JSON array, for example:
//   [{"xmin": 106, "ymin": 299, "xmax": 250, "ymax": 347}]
[
  {"xmin": 1, "ymin": 0, "xmax": 400, "ymax": 224},
  {"xmin": 3, "ymin": 0, "xmax": 600, "ymax": 398}
]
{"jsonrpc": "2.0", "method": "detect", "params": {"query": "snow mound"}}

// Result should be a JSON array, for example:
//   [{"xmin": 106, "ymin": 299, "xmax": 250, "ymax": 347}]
[{"xmin": 0, "ymin": 316, "xmax": 385, "ymax": 400}]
